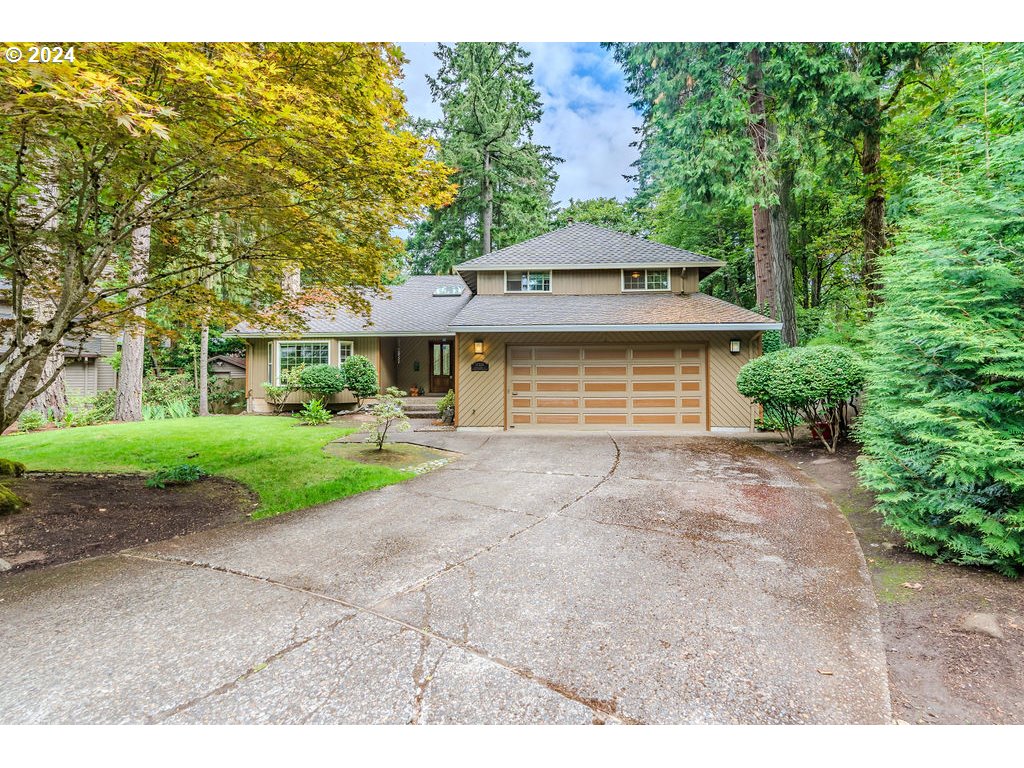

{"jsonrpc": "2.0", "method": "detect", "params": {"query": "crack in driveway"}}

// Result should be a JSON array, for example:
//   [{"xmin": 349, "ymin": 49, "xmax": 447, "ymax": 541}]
[{"xmin": 121, "ymin": 548, "xmax": 636, "ymax": 724}]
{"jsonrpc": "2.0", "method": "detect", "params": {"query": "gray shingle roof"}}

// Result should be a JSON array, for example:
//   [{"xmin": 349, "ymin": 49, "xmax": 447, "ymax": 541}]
[
  {"xmin": 450, "ymin": 292, "xmax": 779, "ymax": 331},
  {"xmin": 232, "ymin": 275, "xmax": 471, "ymax": 336},
  {"xmin": 455, "ymin": 223, "xmax": 723, "ymax": 270}
]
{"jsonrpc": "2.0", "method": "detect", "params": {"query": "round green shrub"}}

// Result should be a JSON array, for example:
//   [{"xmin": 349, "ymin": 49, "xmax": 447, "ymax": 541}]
[
  {"xmin": 0, "ymin": 484, "xmax": 27, "ymax": 516},
  {"xmin": 737, "ymin": 345, "xmax": 865, "ymax": 448},
  {"xmin": 340, "ymin": 354, "xmax": 379, "ymax": 403},
  {"xmin": 298, "ymin": 364, "xmax": 347, "ymax": 399},
  {"xmin": 0, "ymin": 458, "xmax": 27, "ymax": 478}
]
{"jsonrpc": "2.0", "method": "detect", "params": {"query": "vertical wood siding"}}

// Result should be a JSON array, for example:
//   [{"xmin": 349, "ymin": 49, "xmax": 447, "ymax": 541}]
[{"xmin": 472, "ymin": 268, "xmax": 698, "ymax": 296}]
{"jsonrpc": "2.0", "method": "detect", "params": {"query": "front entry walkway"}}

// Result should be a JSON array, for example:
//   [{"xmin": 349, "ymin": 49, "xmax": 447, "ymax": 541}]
[{"xmin": 0, "ymin": 433, "xmax": 890, "ymax": 724}]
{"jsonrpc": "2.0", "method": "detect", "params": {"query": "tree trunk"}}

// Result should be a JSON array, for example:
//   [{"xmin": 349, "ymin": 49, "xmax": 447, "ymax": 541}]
[
  {"xmin": 751, "ymin": 205, "xmax": 774, "ymax": 313},
  {"xmin": 115, "ymin": 209, "xmax": 151, "ymax": 422},
  {"xmin": 198, "ymin": 219, "xmax": 218, "ymax": 417},
  {"xmin": 861, "ymin": 116, "xmax": 886, "ymax": 308},
  {"xmin": 282, "ymin": 266, "xmax": 301, "ymax": 297},
  {"xmin": 482, "ymin": 150, "xmax": 493, "ymax": 255},
  {"xmin": 746, "ymin": 48, "xmax": 775, "ymax": 315},
  {"xmin": 25, "ymin": 354, "xmax": 68, "ymax": 420},
  {"xmin": 769, "ymin": 169, "xmax": 798, "ymax": 347},
  {"xmin": 198, "ymin": 324, "xmax": 210, "ymax": 416}
]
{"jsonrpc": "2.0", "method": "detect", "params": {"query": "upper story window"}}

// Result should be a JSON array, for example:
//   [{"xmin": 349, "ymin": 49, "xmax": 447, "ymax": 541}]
[
  {"xmin": 277, "ymin": 341, "xmax": 329, "ymax": 383},
  {"xmin": 505, "ymin": 270, "xmax": 551, "ymax": 293},
  {"xmin": 622, "ymin": 268, "xmax": 670, "ymax": 292}
]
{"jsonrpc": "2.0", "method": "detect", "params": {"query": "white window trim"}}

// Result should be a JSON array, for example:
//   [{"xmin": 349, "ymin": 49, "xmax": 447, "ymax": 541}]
[
  {"xmin": 275, "ymin": 340, "xmax": 330, "ymax": 385},
  {"xmin": 503, "ymin": 269, "xmax": 552, "ymax": 293},
  {"xmin": 621, "ymin": 268, "xmax": 671, "ymax": 292},
  {"xmin": 337, "ymin": 340, "xmax": 355, "ymax": 367}
]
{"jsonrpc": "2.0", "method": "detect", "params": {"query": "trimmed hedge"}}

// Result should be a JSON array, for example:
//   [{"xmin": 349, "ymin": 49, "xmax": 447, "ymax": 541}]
[
  {"xmin": 737, "ymin": 345, "xmax": 865, "ymax": 451},
  {"xmin": 299, "ymin": 364, "xmax": 347, "ymax": 399}
]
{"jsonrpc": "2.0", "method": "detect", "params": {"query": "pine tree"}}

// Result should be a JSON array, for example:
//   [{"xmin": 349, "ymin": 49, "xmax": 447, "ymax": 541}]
[
  {"xmin": 856, "ymin": 43, "xmax": 1024, "ymax": 576},
  {"xmin": 408, "ymin": 43, "xmax": 559, "ymax": 273}
]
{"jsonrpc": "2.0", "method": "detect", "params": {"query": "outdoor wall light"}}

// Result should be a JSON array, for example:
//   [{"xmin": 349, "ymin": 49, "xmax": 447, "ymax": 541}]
[
  {"xmin": 729, "ymin": 339, "xmax": 742, "ymax": 354},
  {"xmin": 630, "ymin": 271, "xmax": 641, "ymax": 279},
  {"xmin": 473, "ymin": 339, "xmax": 484, "ymax": 355}
]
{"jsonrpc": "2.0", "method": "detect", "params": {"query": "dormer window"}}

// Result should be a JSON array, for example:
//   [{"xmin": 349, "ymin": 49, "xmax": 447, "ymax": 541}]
[
  {"xmin": 505, "ymin": 270, "xmax": 551, "ymax": 293},
  {"xmin": 622, "ymin": 268, "xmax": 669, "ymax": 292}
]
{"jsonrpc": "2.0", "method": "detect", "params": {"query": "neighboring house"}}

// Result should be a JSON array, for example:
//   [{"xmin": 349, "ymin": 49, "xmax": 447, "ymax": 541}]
[
  {"xmin": 234, "ymin": 224, "xmax": 781, "ymax": 431},
  {"xmin": 209, "ymin": 354, "xmax": 247, "ymax": 381},
  {"xmin": 61, "ymin": 334, "xmax": 118, "ymax": 397},
  {"xmin": 1, "ymin": 280, "xmax": 117, "ymax": 399}
]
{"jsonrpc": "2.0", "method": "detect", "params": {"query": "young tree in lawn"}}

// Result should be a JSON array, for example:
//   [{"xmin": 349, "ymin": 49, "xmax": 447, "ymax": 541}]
[
  {"xmin": 408, "ymin": 43, "xmax": 559, "ymax": 273},
  {"xmin": 0, "ymin": 43, "xmax": 454, "ymax": 431}
]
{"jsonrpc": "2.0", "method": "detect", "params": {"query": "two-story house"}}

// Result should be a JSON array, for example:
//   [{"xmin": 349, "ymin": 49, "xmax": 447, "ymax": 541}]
[{"xmin": 234, "ymin": 223, "xmax": 781, "ymax": 431}]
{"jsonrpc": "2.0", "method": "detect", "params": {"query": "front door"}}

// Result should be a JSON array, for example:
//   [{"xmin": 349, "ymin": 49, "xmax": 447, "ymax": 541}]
[{"xmin": 429, "ymin": 339, "xmax": 454, "ymax": 394}]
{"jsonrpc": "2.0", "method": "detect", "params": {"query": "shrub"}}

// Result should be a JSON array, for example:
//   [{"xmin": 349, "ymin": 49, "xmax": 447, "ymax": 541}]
[
  {"xmin": 0, "ymin": 458, "xmax": 27, "ymax": 477},
  {"xmin": 17, "ymin": 410, "xmax": 46, "ymax": 432},
  {"xmin": 340, "ymin": 354, "xmax": 379, "ymax": 404},
  {"xmin": 857, "ymin": 185, "xmax": 1024, "ymax": 576},
  {"xmin": 293, "ymin": 398, "xmax": 332, "ymax": 426},
  {"xmin": 0, "ymin": 484, "xmax": 27, "ymax": 516},
  {"xmin": 361, "ymin": 387, "xmax": 410, "ymax": 450},
  {"xmin": 299, "ymin": 364, "xmax": 347, "ymax": 400},
  {"xmin": 146, "ymin": 464, "xmax": 208, "ymax": 489},
  {"xmin": 263, "ymin": 364, "xmax": 305, "ymax": 413},
  {"xmin": 737, "ymin": 345, "xmax": 865, "ymax": 452},
  {"xmin": 143, "ymin": 373, "xmax": 199, "ymax": 414},
  {"xmin": 436, "ymin": 388, "xmax": 454, "ymax": 415},
  {"xmin": 142, "ymin": 399, "xmax": 194, "ymax": 421},
  {"xmin": 760, "ymin": 329, "xmax": 783, "ymax": 355}
]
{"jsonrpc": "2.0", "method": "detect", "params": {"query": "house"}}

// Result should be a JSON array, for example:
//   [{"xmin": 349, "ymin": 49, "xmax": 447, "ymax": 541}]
[
  {"xmin": 234, "ymin": 223, "xmax": 781, "ymax": 430},
  {"xmin": 60, "ymin": 334, "xmax": 118, "ymax": 397},
  {"xmin": 209, "ymin": 354, "xmax": 247, "ymax": 381},
  {"xmin": 1, "ymin": 279, "xmax": 117, "ymax": 399}
]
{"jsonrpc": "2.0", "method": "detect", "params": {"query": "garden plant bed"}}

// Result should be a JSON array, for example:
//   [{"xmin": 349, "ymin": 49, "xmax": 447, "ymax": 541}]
[
  {"xmin": 324, "ymin": 440, "xmax": 458, "ymax": 473},
  {"xmin": 768, "ymin": 440, "xmax": 1024, "ymax": 724},
  {"xmin": 0, "ymin": 472, "xmax": 256, "ymax": 575}
]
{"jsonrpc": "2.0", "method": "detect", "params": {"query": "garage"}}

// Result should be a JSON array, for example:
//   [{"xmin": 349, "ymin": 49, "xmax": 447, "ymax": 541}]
[{"xmin": 506, "ymin": 344, "xmax": 707, "ymax": 430}]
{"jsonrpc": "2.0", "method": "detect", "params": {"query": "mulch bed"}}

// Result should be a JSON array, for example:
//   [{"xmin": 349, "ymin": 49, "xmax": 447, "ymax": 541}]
[
  {"xmin": 0, "ymin": 472, "xmax": 257, "ymax": 576},
  {"xmin": 768, "ymin": 439, "xmax": 1024, "ymax": 724}
]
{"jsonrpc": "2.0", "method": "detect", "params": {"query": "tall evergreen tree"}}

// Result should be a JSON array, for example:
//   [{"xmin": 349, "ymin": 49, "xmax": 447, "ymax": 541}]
[
  {"xmin": 408, "ymin": 43, "xmax": 559, "ymax": 274},
  {"xmin": 611, "ymin": 43, "xmax": 800, "ymax": 345},
  {"xmin": 857, "ymin": 43, "xmax": 1024, "ymax": 576}
]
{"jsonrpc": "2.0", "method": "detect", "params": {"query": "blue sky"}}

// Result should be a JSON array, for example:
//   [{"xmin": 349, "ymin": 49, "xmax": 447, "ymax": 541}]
[{"xmin": 398, "ymin": 42, "xmax": 640, "ymax": 207}]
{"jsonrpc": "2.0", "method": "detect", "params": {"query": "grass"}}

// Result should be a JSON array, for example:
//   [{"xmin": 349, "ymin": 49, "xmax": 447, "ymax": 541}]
[{"xmin": 0, "ymin": 415, "xmax": 413, "ymax": 518}]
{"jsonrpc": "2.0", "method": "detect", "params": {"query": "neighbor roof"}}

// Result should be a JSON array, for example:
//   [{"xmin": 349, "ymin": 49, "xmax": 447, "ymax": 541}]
[
  {"xmin": 449, "ymin": 292, "xmax": 780, "ymax": 332},
  {"xmin": 455, "ymin": 222, "xmax": 724, "ymax": 271},
  {"xmin": 231, "ymin": 275, "xmax": 471, "ymax": 337}
]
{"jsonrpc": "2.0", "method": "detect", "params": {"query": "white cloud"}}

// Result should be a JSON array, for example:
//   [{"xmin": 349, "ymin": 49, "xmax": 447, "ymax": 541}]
[{"xmin": 398, "ymin": 42, "xmax": 640, "ymax": 207}]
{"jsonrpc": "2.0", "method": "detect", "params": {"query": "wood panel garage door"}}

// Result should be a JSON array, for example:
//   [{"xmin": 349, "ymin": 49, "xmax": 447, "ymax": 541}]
[{"xmin": 507, "ymin": 345, "xmax": 706, "ymax": 430}]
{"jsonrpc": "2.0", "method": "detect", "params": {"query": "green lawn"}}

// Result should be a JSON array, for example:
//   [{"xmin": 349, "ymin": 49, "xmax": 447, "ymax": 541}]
[{"xmin": 0, "ymin": 416, "xmax": 412, "ymax": 518}]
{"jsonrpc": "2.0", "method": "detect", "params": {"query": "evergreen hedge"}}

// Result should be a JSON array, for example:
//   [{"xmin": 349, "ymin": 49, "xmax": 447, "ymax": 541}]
[{"xmin": 856, "ymin": 185, "xmax": 1024, "ymax": 576}]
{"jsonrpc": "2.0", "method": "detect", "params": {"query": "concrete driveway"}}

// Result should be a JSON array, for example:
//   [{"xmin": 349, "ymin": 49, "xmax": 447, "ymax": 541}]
[{"xmin": 0, "ymin": 432, "xmax": 890, "ymax": 724}]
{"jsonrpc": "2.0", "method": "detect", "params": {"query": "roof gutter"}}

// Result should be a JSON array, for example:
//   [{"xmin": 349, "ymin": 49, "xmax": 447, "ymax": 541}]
[
  {"xmin": 457, "ymin": 261, "xmax": 725, "ymax": 272},
  {"xmin": 227, "ymin": 330, "xmax": 457, "ymax": 338},
  {"xmin": 450, "ymin": 323, "xmax": 783, "ymax": 333}
]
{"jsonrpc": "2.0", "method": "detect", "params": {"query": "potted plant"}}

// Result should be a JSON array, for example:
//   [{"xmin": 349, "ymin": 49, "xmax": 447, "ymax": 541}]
[{"xmin": 409, "ymin": 384, "xmax": 422, "ymax": 397}]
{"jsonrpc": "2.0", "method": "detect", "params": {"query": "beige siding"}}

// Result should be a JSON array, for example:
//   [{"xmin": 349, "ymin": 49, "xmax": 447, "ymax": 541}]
[
  {"xmin": 473, "ymin": 268, "xmax": 698, "ymax": 296},
  {"xmin": 456, "ymin": 331, "xmax": 759, "ymax": 429},
  {"xmin": 245, "ymin": 337, "xmax": 381, "ymax": 411},
  {"xmin": 379, "ymin": 338, "xmax": 398, "ymax": 389},
  {"xmin": 64, "ymin": 360, "xmax": 98, "ymax": 396},
  {"xmin": 477, "ymin": 272, "xmax": 504, "ymax": 294},
  {"xmin": 395, "ymin": 336, "xmax": 429, "ymax": 393}
]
